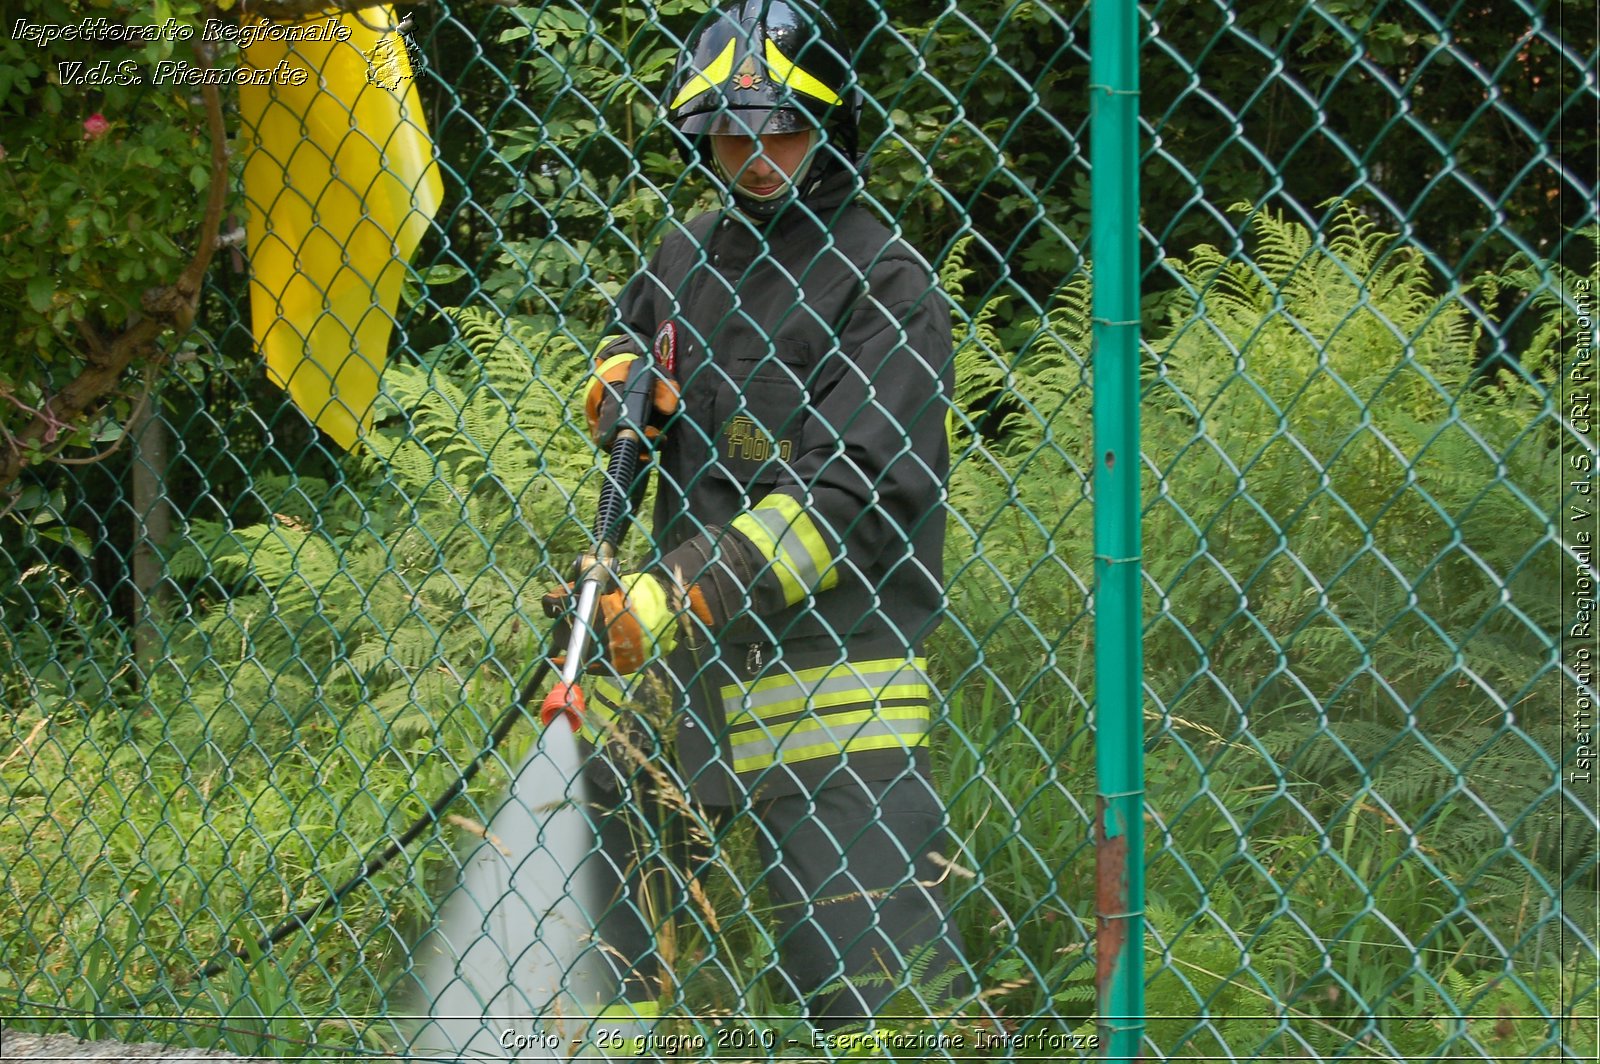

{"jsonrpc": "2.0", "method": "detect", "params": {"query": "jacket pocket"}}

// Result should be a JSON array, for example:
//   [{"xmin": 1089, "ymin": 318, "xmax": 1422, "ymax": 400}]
[{"xmin": 706, "ymin": 339, "xmax": 811, "ymax": 486}]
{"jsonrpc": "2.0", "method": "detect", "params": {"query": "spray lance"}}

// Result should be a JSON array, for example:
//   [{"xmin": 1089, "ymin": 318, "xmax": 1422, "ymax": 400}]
[
  {"xmin": 131, "ymin": 326, "xmax": 678, "ymax": 1008},
  {"xmin": 541, "ymin": 321, "xmax": 679, "ymax": 731}
]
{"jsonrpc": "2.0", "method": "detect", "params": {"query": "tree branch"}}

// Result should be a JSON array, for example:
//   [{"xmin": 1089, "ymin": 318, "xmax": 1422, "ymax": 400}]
[
  {"xmin": 39, "ymin": 365, "xmax": 156, "ymax": 468},
  {"xmin": 0, "ymin": 50, "xmax": 230, "ymax": 493}
]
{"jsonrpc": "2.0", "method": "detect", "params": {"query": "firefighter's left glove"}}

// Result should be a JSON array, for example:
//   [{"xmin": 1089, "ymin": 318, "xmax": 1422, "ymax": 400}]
[
  {"xmin": 541, "ymin": 572, "xmax": 714, "ymax": 676},
  {"xmin": 585, "ymin": 344, "xmax": 680, "ymax": 447}
]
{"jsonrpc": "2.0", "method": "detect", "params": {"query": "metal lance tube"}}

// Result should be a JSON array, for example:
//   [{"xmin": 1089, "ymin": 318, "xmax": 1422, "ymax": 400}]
[
  {"xmin": 1091, "ymin": 0, "xmax": 1147, "ymax": 1058},
  {"xmin": 541, "ymin": 363, "xmax": 656, "ymax": 730}
]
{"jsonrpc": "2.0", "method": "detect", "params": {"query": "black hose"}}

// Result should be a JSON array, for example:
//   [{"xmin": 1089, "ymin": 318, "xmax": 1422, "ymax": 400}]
[{"xmin": 594, "ymin": 432, "xmax": 643, "ymax": 549}]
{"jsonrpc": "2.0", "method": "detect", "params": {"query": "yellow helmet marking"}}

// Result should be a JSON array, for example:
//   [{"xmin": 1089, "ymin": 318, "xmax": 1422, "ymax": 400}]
[
  {"xmin": 671, "ymin": 37, "xmax": 738, "ymax": 110},
  {"xmin": 763, "ymin": 38, "xmax": 842, "ymax": 105}
]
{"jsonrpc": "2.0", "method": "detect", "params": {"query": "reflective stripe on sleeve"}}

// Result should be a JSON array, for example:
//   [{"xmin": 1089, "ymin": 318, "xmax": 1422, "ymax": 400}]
[{"xmin": 729, "ymin": 494, "xmax": 839, "ymax": 607}]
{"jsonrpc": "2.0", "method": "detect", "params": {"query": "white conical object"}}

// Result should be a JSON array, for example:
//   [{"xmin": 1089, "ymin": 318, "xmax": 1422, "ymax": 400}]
[{"xmin": 410, "ymin": 720, "xmax": 615, "ymax": 1060}]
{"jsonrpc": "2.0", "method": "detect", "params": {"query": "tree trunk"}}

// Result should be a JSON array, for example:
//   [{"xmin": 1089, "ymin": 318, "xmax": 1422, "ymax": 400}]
[{"xmin": 130, "ymin": 397, "xmax": 170, "ymax": 680}]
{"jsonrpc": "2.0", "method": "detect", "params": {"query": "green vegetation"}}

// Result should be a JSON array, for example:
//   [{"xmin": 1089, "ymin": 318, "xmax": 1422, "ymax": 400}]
[
  {"xmin": 3, "ymin": 205, "xmax": 1593, "ymax": 1059},
  {"xmin": 0, "ymin": 0, "xmax": 1594, "ymax": 1060},
  {"xmin": 931, "ymin": 207, "xmax": 1595, "ymax": 1059}
]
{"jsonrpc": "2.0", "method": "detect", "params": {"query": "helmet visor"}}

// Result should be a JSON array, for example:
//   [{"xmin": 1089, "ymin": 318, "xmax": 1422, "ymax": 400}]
[{"xmin": 677, "ymin": 106, "xmax": 815, "ymax": 138}]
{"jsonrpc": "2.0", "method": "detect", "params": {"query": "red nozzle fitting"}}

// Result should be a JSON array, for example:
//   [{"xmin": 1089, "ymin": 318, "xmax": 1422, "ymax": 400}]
[{"xmin": 540, "ymin": 682, "xmax": 584, "ymax": 732}]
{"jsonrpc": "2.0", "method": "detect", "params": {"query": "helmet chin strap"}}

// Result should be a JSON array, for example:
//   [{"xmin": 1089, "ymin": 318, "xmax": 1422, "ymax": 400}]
[{"xmin": 714, "ymin": 128, "xmax": 821, "ymax": 215}]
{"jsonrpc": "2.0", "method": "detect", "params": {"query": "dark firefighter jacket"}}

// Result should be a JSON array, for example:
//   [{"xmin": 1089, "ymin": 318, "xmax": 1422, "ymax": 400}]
[{"xmin": 583, "ymin": 169, "xmax": 953, "ymax": 803}]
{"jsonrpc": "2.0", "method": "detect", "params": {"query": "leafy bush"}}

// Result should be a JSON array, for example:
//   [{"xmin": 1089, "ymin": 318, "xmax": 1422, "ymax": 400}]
[
  {"xmin": 1151, "ymin": 212, "xmax": 1590, "ymax": 1056},
  {"xmin": 934, "ymin": 206, "xmax": 1592, "ymax": 1053}
]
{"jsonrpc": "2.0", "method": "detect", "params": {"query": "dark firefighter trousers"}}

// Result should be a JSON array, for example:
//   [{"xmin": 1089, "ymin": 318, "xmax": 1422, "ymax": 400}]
[{"xmin": 587, "ymin": 770, "xmax": 973, "ymax": 1028}]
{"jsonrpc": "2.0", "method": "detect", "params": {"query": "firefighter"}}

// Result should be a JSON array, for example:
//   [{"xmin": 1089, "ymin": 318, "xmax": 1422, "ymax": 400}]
[{"xmin": 544, "ymin": 0, "xmax": 973, "ymax": 1034}]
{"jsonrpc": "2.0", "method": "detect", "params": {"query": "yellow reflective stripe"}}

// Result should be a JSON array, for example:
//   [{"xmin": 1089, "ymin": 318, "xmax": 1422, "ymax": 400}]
[
  {"xmin": 721, "ymin": 656, "xmax": 933, "ymax": 772},
  {"xmin": 581, "ymin": 674, "xmax": 627, "ymax": 745},
  {"xmin": 730, "ymin": 706, "xmax": 931, "ymax": 773},
  {"xmin": 730, "ymin": 495, "xmax": 838, "ymax": 608},
  {"xmin": 800, "ymin": 679, "xmax": 924, "ymax": 717},
  {"xmin": 731, "ymin": 677, "xmax": 930, "ymax": 724},
  {"xmin": 755, "ymin": 495, "xmax": 837, "ymax": 595},
  {"xmin": 731, "ymin": 506, "xmax": 801, "ymax": 605},
  {"xmin": 595, "ymin": 351, "xmax": 637, "ymax": 377},
  {"xmin": 729, "ymin": 703, "xmax": 930, "ymax": 743},
  {"xmin": 725, "ymin": 657, "xmax": 929, "ymax": 722},
  {"xmin": 763, "ymin": 39, "xmax": 842, "ymax": 105},
  {"xmin": 671, "ymin": 38, "xmax": 738, "ymax": 110}
]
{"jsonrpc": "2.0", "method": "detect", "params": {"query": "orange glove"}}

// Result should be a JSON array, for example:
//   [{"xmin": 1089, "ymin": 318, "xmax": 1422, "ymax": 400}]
[
  {"xmin": 542, "ymin": 572, "xmax": 714, "ymax": 675},
  {"xmin": 585, "ymin": 346, "xmax": 680, "ymax": 447}
]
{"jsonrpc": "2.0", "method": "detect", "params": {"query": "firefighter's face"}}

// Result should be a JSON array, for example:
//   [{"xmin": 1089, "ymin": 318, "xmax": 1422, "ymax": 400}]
[{"xmin": 711, "ymin": 130, "xmax": 814, "ymax": 198}]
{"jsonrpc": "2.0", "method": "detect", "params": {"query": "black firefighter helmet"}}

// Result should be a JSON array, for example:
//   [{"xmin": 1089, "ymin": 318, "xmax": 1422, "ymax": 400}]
[{"xmin": 666, "ymin": 0, "xmax": 861, "ymax": 213}]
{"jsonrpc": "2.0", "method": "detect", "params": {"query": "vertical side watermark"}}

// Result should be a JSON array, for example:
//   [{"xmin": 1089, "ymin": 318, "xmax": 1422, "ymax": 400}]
[
  {"xmin": 1570, "ymin": 275, "xmax": 1596, "ymax": 786},
  {"xmin": 1561, "ymin": 234, "xmax": 1599, "ymax": 1056}
]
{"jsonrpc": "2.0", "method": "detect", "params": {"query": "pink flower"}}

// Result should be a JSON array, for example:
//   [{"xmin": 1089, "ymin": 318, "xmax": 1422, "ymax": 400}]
[{"xmin": 83, "ymin": 114, "xmax": 109, "ymax": 140}]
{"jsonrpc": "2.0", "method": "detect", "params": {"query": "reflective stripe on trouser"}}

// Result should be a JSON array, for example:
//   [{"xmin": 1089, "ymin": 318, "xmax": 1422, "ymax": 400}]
[
  {"xmin": 581, "ymin": 673, "xmax": 628, "ymax": 746},
  {"xmin": 722, "ymin": 657, "xmax": 932, "ymax": 774},
  {"xmin": 583, "ymin": 669, "xmax": 672, "ymax": 746}
]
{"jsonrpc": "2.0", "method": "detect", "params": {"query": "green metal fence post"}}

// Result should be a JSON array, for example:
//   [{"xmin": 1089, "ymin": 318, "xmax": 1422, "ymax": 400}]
[{"xmin": 1090, "ymin": 0, "xmax": 1145, "ymax": 1058}]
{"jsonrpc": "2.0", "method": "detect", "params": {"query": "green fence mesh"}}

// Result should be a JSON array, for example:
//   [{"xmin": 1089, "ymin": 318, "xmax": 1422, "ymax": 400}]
[{"xmin": 0, "ymin": 0, "xmax": 1595, "ymax": 1060}]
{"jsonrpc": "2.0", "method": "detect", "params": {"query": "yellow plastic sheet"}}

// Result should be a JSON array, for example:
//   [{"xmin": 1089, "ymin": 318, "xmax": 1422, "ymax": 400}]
[{"xmin": 239, "ymin": 9, "xmax": 443, "ymax": 450}]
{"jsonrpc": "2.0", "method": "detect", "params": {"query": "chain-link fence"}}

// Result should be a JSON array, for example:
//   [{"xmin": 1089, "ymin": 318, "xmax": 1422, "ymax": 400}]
[{"xmin": 0, "ymin": 1, "xmax": 1595, "ymax": 1060}]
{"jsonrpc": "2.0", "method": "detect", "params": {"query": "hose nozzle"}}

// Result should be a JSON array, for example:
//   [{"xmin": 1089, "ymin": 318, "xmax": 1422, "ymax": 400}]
[{"xmin": 540, "ymin": 681, "xmax": 585, "ymax": 732}]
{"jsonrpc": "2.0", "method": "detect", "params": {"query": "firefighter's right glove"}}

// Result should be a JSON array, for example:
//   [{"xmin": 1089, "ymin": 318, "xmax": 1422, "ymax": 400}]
[
  {"xmin": 585, "ymin": 344, "xmax": 680, "ymax": 447},
  {"xmin": 541, "ymin": 572, "xmax": 713, "ymax": 675}
]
